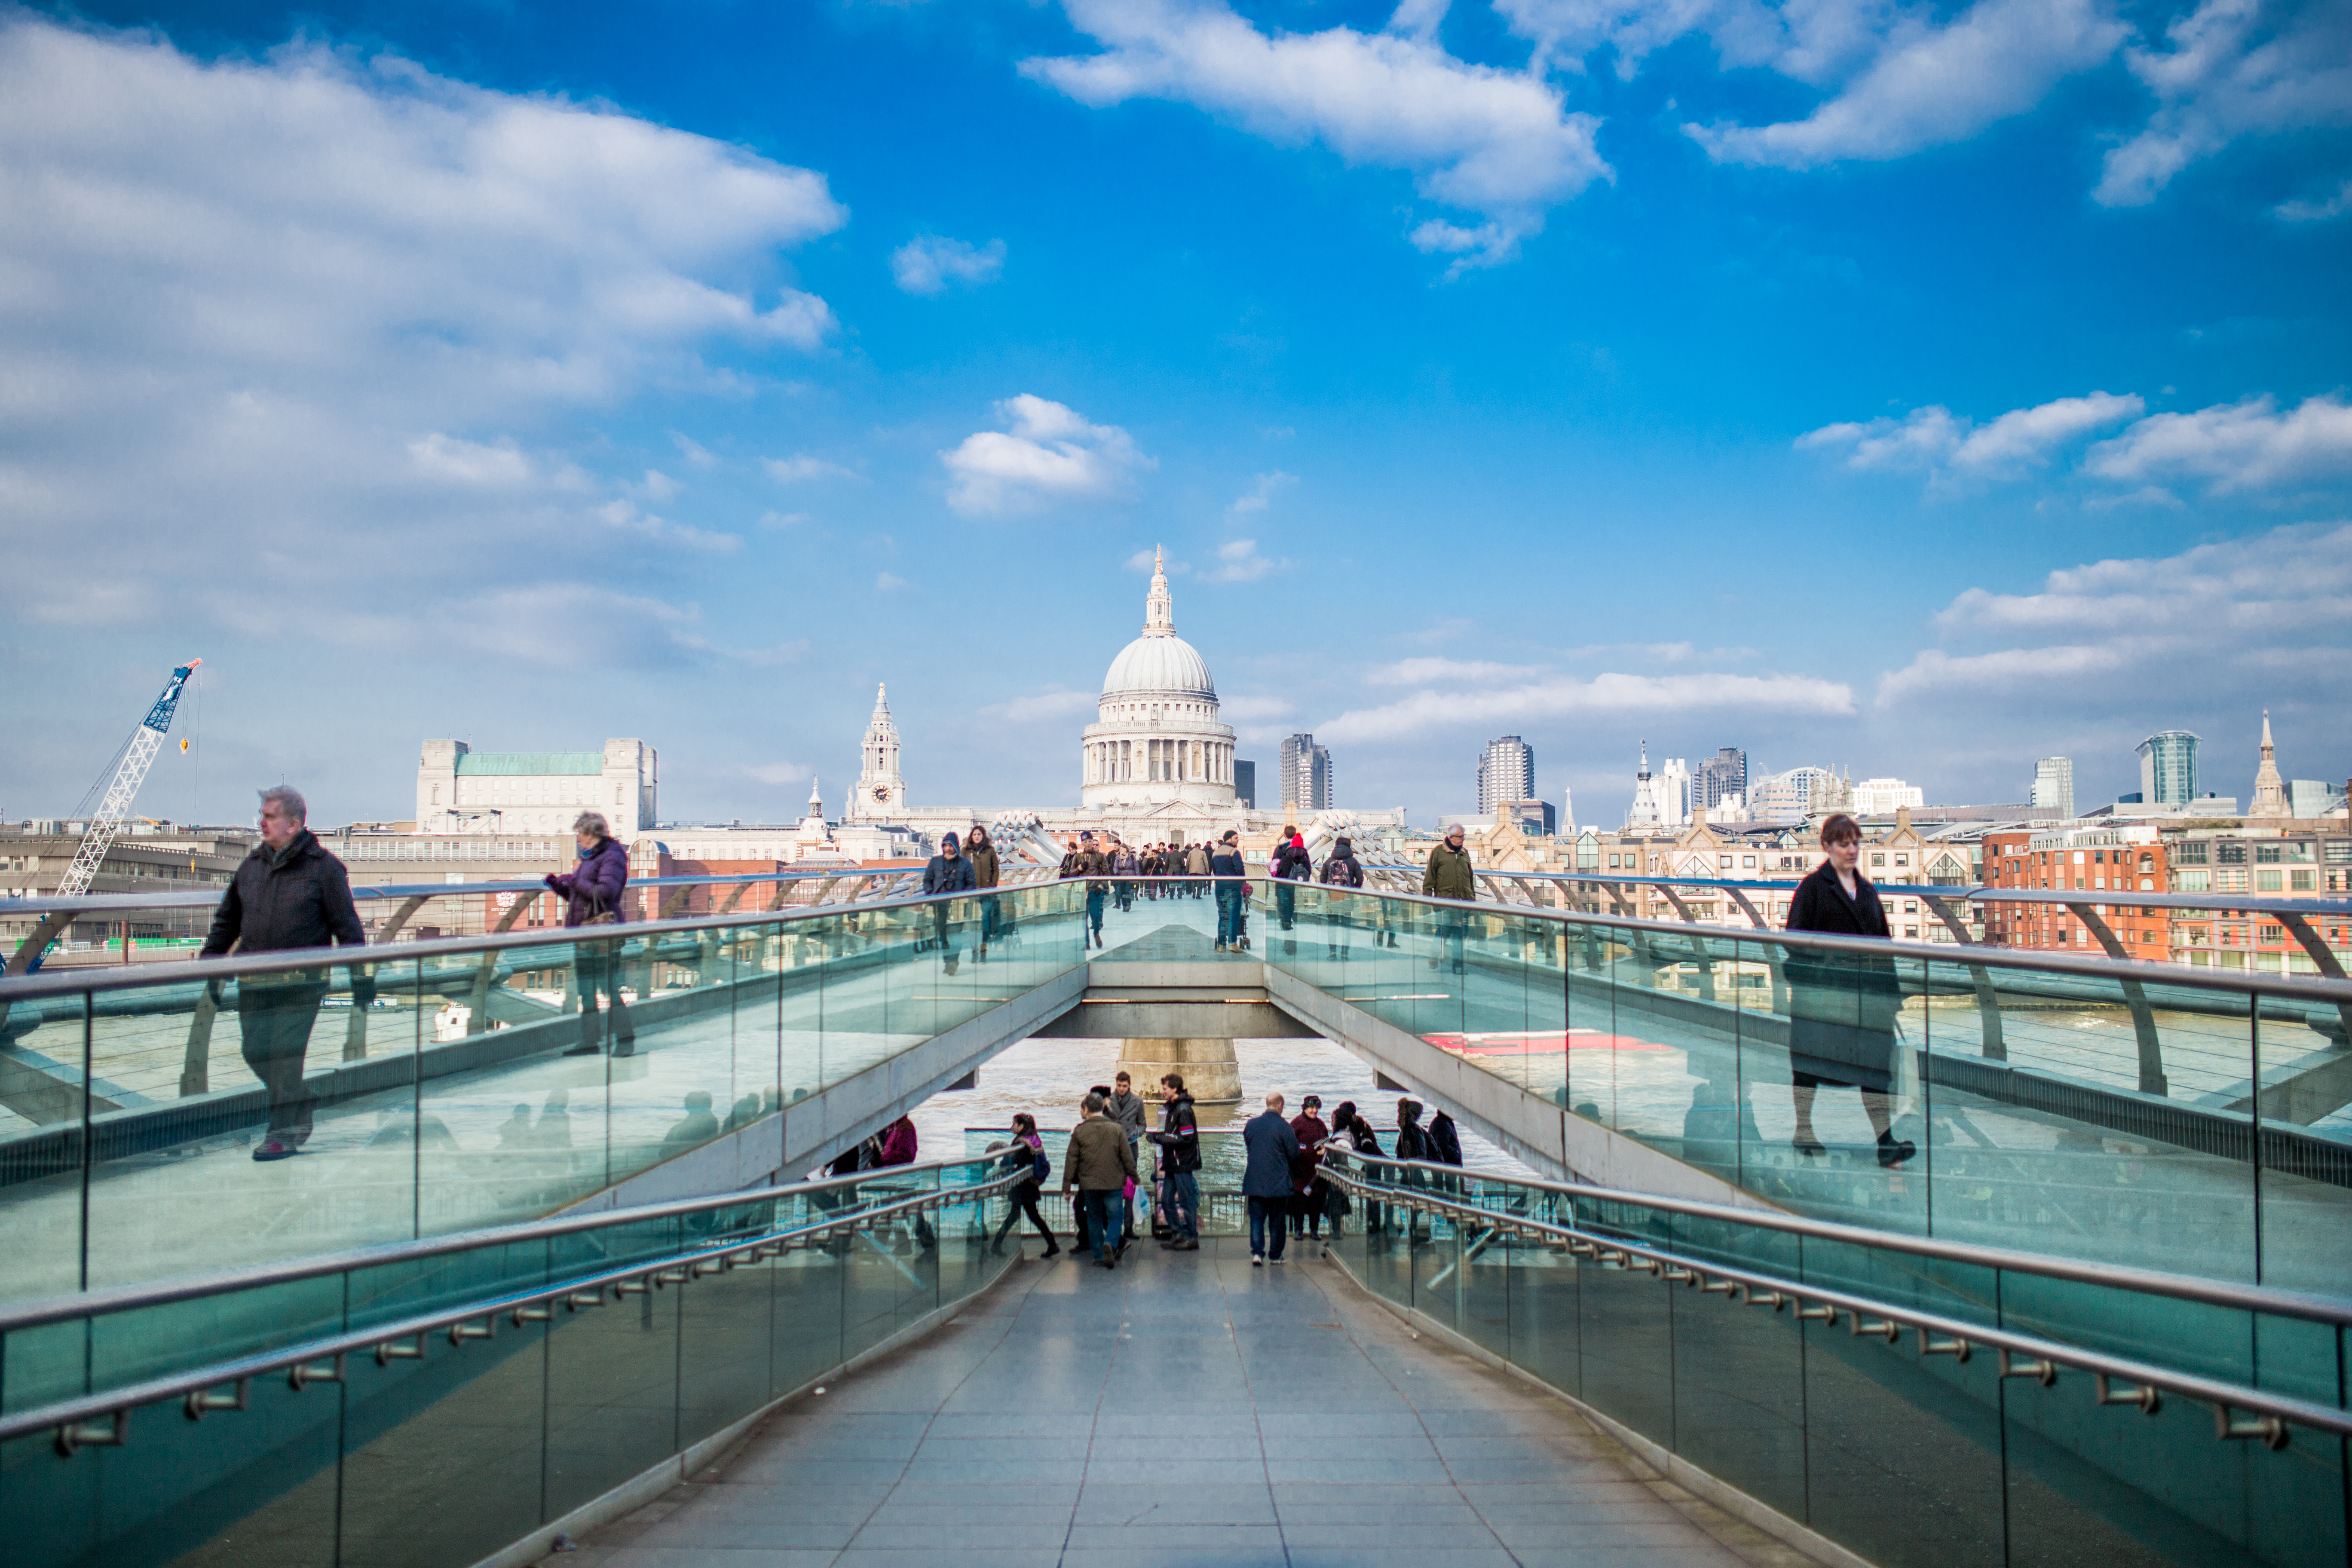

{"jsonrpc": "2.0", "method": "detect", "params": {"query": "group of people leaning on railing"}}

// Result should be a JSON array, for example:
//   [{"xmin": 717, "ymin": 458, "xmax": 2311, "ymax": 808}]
[{"xmin": 981, "ymin": 1072, "xmax": 1464, "ymax": 1269}]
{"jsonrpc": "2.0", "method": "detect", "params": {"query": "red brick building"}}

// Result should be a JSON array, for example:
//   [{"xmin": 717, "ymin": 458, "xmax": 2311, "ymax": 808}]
[{"xmin": 1979, "ymin": 828, "xmax": 2169, "ymax": 960}]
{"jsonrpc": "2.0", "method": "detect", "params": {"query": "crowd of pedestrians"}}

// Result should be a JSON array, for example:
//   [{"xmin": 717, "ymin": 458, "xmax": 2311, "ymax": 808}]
[{"xmin": 977, "ymin": 1076, "xmax": 1467, "ymax": 1268}]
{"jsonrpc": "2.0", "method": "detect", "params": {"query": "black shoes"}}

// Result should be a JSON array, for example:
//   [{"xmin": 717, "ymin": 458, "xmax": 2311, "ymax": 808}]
[{"xmin": 1877, "ymin": 1132, "xmax": 1917, "ymax": 1169}]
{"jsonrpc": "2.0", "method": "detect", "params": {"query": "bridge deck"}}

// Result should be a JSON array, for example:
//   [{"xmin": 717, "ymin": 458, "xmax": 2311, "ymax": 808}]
[{"xmin": 549, "ymin": 1240, "xmax": 1808, "ymax": 1568}]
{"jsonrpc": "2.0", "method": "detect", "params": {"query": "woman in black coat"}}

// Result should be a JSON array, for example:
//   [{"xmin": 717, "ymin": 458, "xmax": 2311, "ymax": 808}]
[{"xmin": 1783, "ymin": 814, "xmax": 1913, "ymax": 1168}]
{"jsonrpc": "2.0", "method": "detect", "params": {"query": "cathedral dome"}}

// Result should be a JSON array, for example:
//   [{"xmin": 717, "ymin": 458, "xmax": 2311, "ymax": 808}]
[
  {"xmin": 1099, "ymin": 546, "xmax": 1216, "ymax": 702},
  {"xmin": 1103, "ymin": 634, "xmax": 1215, "ymax": 701}
]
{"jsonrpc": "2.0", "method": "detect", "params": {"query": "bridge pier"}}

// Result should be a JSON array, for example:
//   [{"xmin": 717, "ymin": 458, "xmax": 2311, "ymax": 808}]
[{"xmin": 1112, "ymin": 1035, "xmax": 1241, "ymax": 1116}]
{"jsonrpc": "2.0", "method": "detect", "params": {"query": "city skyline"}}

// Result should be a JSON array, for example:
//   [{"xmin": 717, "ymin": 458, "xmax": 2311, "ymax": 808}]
[{"xmin": 0, "ymin": 3, "xmax": 2344, "ymax": 827}]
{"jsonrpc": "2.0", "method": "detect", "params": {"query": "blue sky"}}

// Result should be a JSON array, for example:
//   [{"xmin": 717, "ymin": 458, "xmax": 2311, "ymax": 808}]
[{"xmin": 1, "ymin": 0, "xmax": 2347, "ymax": 830}]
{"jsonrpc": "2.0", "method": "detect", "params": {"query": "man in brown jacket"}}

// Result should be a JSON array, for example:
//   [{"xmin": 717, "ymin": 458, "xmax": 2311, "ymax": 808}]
[{"xmin": 1062, "ymin": 1092, "xmax": 1138, "ymax": 1268}]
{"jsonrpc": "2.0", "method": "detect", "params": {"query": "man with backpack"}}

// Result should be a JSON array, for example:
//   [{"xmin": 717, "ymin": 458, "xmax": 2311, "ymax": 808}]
[
  {"xmin": 1271, "ymin": 828, "xmax": 1313, "ymax": 950},
  {"xmin": 1320, "ymin": 835, "xmax": 1365, "ymax": 959},
  {"xmin": 1150, "ymin": 1073, "xmax": 1201, "ymax": 1250}
]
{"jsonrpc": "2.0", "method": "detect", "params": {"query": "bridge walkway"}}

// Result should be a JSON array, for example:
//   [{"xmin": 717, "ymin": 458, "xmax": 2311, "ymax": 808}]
[{"xmin": 551, "ymin": 1240, "xmax": 1811, "ymax": 1568}]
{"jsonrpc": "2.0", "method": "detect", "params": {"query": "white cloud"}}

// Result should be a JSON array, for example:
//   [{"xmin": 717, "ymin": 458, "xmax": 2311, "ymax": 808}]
[
  {"xmin": 763, "ymin": 454, "xmax": 857, "ymax": 483},
  {"xmin": 759, "ymin": 510, "xmax": 810, "ymax": 530},
  {"xmin": 672, "ymin": 433, "xmax": 719, "ymax": 469},
  {"xmin": 1231, "ymin": 471, "xmax": 1297, "ymax": 513},
  {"xmin": 638, "ymin": 468, "xmax": 682, "ymax": 501},
  {"xmin": 2096, "ymin": 0, "xmax": 2352, "ymax": 207},
  {"xmin": 1322, "ymin": 668, "xmax": 1856, "ymax": 742},
  {"xmin": 0, "ymin": 15, "xmax": 845, "ymax": 671},
  {"xmin": 891, "ymin": 235, "xmax": 1008, "ymax": 294},
  {"xmin": 1878, "ymin": 521, "xmax": 2352, "ymax": 706},
  {"xmin": 1686, "ymin": 0, "xmax": 2125, "ymax": 168},
  {"xmin": 2086, "ymin": 393, "xmax": 2352, "ymax": 493},
  {"xmin": 1797, "ymin": 391, "xmax": 2143, "ymax": 484},
  {"xmin": 876, "ymin": 572, "xmax": 909, "ymax": 592},
  {"xmin": 596, "ymin": 499, "xmax": 740, "ymax": 553},
  {"xmin": 940, "ymin": 393, "xmax": 1155, "ymax": 515},
  {"xmin": 1023, "ymin": 0, "xmax": 1610, "ymax": 269},
  {"xmin": 1219, "ymin": 694, "xmax": 1297, "ymax": 721},
  {"xmin": 1204, "ymin": 536, "xmax": 1283, "ymax": 582},
  {"xmin": 408, "ymin": 433, "xmax": 536, "ymax": 487},
  {"xmin": 980, "ymin": 688, "xmax": 1101, "ymax": 724},
  {"xmin": 2275, "ymin": 175, "xmax": 2352, "ymax": 222},
  {"xmin": 746, "ymin": 760, "xmax": 814, "ymax": 784},
  {"xmin": 729, "ymin": 642, "xmax": 811, "ymax": 669}
]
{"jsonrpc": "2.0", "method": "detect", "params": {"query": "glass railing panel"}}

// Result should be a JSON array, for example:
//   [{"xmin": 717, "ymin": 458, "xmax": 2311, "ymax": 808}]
[
  {"xmin": 2252, "ymin": 1000, "xmax": 2352, "ymax": 1299},
  {"xmin": 340, "ymin": 1311, "xmax": 552, "ymax": 1568},
  {"xmin": 0, "ymin": 991, "xmax": 89, "ymax": 1308},
  {"xmin": 678, "ymin": 1249, "xmax": 778, "ymax": 1450},
  {"xmin": 546, "ymin": 1265, "xmax": 683, "ymax": 1522},
  {"xmin": 1503, "ymin": 1232, "xmax": 1580, "ymax": 1400},
  {"xmin": 771, "ymin": 1239, "xmax": 846, "ymax": 1401}
]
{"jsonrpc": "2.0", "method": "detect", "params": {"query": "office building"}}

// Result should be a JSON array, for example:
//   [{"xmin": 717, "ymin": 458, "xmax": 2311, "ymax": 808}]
[
  {"xmin": 416, "ymin": 739, "xmax": 658, "ymax": 835},
  {"xmin": 2030, "ymin": 757, "xmax": 2074, "ymax": 820},
  {"xmin": 1234, "ymin": 759, "xmax": 1257, "ymax": 809},
  {"xmin": 2291, "ymin": 779, "xmax": 2342, "ymax": 818},
  {"xmin": 1280, "ymin": 733, "xmax": 1332, "ymax": 811},
  {"xmin": 1852, "ymin": 777, "xmax": 1925, "ymax": 815},
  {"xmin": 2137, "ymin": 730, "xmax": 2199, "ymax": 807},
  {"xmin": 1476, "ymin": 736, "xmax": 1535, "ymax": 816},
  {"xmin": 1695, "ymin": 747, "xmax": 1747, "ymax": 812}
]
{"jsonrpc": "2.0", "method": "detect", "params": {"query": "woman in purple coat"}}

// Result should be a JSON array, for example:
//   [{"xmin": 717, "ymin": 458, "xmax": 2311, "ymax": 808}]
[{"xmin": 548, "ymin": 811, "xmax": 636, "ymax": 1057}]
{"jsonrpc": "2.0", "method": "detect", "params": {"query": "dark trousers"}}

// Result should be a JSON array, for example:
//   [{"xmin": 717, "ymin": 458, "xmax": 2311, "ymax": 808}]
[
  {"xmin": 1079, "ymin": 1189, "xmax": 1124, "ymax": 1258},
  {"xmin": 995, "ymin": 1183, "xmax": 1055, "ymax": 1247},
  {"xmin": 931, "ymin": 901, "xmax": 957, "ymax": 958},
  {"xmin": 238, "ymin": 983, "xmax": 328, "ymax": 1141},
  {"xmin": 1247, "ymin": 1195, "xmax": 1288, "ymax": 1259},
  {"xmin": 1276, "ymin": 881, "xmax": 1297, "ymax": 930},
  {"xmin": 577, "ymin": 949, "xmax": 636, "ymax": 1053},
  {"xmin": 1288, "ymin": 1189, "xmax": 1323, "ymax": 1237},
  {"xmin": 1160, "ymin": 1169, "xmax": 1199, "ymax": 1241},
  {"xmin": 1085, "ymin": 887, "xmax": 1106, "ymax": 939}
]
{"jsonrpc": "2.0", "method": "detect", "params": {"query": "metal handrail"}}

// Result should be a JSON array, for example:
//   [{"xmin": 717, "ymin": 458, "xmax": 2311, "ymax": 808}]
[
  {"xmin": 0, "ymin": 872, "xmax": 1072, "ymax": 1001},
  {"xmin": 1358, "ymin": 863, "xmax": 2352, "ymax": 919},
  {"xmin": 1321, "ymin": 1160, "xmax": 2337, "ymax": 1446},
  {"xmin": 5, "ymin": 1167, "xmax": 1027, "ymax": 1454},
  {"xmin": 1332, "ymin": 1150, "xmax": 2352, "ymax": 1326},
  {"xmin": 6, "ymin": 870, "xmax": 2349, "ymax": 1011},
  {"xmin": 0, "ymin": 1152, "xmax": 1005, "ymax": 1335}
]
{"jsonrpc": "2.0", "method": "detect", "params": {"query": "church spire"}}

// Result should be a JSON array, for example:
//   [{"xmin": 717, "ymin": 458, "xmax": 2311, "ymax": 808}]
[
  {"xmin": 872, "ymin": 682, "xmax": 891, "ymax": 720},
  {"xmin": 1143, "ymin": 546, "xmax": 1175, "ymax": 636},
  {"xmin": 2252, "ymin": 707, "xmax": 2288, "ymax": 817}
]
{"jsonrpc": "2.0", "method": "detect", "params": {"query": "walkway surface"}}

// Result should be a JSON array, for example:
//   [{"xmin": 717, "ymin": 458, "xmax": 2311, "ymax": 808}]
[{"xmin": 543, "ymin": 1239, "xmax": 1817, "ymax": 1568}]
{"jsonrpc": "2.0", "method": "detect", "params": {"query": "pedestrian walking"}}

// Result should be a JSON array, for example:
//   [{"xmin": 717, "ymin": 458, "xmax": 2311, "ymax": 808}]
[
  {"xmin": 1784, "ymin": 813, "xmax": 1914, "ymax": 1168},
  {"xmin": 1320, "ymin": 836, "xmax": 1364, "ymax": 959},
  {"xmin": 1106, "ymin": 1070, "xmax": 1148, "ymax": 1231},
  {"xmin": 1150, "ymin": 1073, "xmax": 1201, "ymax": 1250},
  {"xmin": 965, "ymin": 824, "xmax": 1002, "ymax": 959},
  {"xmin": 200, "ymin": 786, "xmax": 368, "ymax": 1162},
  {"xmin": 874, "ymin": 1112, "xmax": 937, "ymax": 1249},
  {"xmin": 1078, "ymin": 833, "xmax": 1113, "ymax": 948},
  {"xmin": 991, "ymin": 1112, "xmax": 1060, "ymax": 1256},
  {"xmin": 1393, "ymin": 1099, "xmax": 1435, "ymax": 1240},
  {"xmin": 1271, "ymin": 828, "xmax": 1312, "ymax": 949},
  {"xmin": 1421, "ymin": 824, "xmax": 1475, "ymax": 972},
  {"xmin": 1184, "ymin": 838, "xmax": 1211, "ymax": 898},
  {"xmin": 1318, "ymin": 1100, "xmax": 1359, "ymax": 1237},
  {"xmin": 919, "ymin": 831, "xmax": 977, "ymax": 972},
  {"xmin": 1210, "ymin": 831, "xmax": 1249, "ymax": 952},
  {"xmin": 1242, "ymin": 1092, "xmax": 1302, "ymax": 1264},
  {"xmin": 1332, "ymin": 1101, "xmax": 1386, "ymax": 1233},
  {"xmin": 547, "ymin": 810, "xmax": 637, "ymax": 1059},
  {"xmin": 1428, "ymin": 1105, "xmax": 1464, "ymax": 1199},
  {"xmin": 1062, "ymin": 1092, "xmax": 1137, "ymax": 1268},
  {"xmin": 1113, "ymin": 841, "xmax": 1139, "ymax": 911},
  {"xmin": 1288, "ymin": 1093, "xmax": 1329, "ymax": 1246}
]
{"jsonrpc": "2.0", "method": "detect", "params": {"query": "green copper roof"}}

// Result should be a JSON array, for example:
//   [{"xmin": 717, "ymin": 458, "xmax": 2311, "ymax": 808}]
[{"xmin": 453, "ymin": 752, "xmax": 605, "ymax": 777}]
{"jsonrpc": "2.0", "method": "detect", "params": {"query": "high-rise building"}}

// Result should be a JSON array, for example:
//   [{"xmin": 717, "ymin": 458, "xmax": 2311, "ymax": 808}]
[
  {"xmin": 1695, "ymin": 747, "xmax": 1747, "ymax": 812},
  {"xmin": 1234, "ymin": 760, "xmax": 1257, "ymax": 809},
  {"xmin": 1477, "ymin": 735, "xmax": 1534, "ymax": 816},
  {"xmin": 1280, "ymin": 733, "xmax": 1332, "ymax": 811},
  {"xmin": 2137, "ymin": 730, "xmax": 2200, "ymax": 807},
  {"xmin": 1749, "ymin": 766, "xmax": 1836, "ymax": 822},
  {"xmin": 2030, "ymin": 757, "xmax": 2074, "ymax": 820},
  {"xmin": 2288, "ymin": 779, "xmax": 2340, "ymax": 818},
  {"xmin": 1659, "ymin": 757, "xmax": 1691, "ymax": 827},
  {"xmin": 1852, "ymin": 777, "xmax": 1924, "ymax": 815}
]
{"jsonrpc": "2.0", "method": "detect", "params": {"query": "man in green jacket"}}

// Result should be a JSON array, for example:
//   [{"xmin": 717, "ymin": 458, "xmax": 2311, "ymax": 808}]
[
  {"xmin": 1421, "ymin": 824, "xmax": 1474, "ymax": 974},
  {"xmin": 1063, "ymin": 1092, "xmax": 1139, "ymax": 1268}
]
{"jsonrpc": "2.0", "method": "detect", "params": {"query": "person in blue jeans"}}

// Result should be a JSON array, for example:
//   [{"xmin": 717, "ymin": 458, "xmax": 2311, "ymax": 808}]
[
  {"xmin": 1211, "ymin": 831, "xmax": 1248, "ymax": 952},
  {"xmin": 1241, "ymin": 1091, "xmax": 1302, "ymax": 1265},
  {"xmin": 1061, "ymin": 1092, "xmax": 1136, "ymax": 1268}
]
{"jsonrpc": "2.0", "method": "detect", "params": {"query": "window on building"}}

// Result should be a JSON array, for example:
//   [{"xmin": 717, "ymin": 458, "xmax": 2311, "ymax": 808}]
[
  {"xmin": 2257, "ymin": 870, "xmax": 2283, "ymax": 892},
  {"xmin": 1871, "ymin": 853, "xmax": 1886, "ymax": 867},
  {"xmin": 2291, "ymin": 870, "xmax": 2315, "ymax": 891},
  {"xmin": 2260, "ymin": 925, "xmax": 2286, "ymax": 946},
  {"xmin": 2177, "ymin": 840, "xmax": 2209, "ymax": 864},
  {"xmin": 2256, "ymin": 845, "xmax": 2282, "ymax": 864},
  {"xmin": 2217, "ymin": 842, "xmax": 2246, "ymax": 864}
]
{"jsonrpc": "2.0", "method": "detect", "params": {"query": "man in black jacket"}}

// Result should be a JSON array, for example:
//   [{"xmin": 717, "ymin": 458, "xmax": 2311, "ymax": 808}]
[
  {"xmin": 200, "ymin": 787, "xmax": 367, "ymax": 1161},
  {"xmin": 1150, "ymin": 1074, "xmax": 1201, "ymax": 1250},
  {"xmin": 919, "ymin": 832, "xmax": 977, "ymax": 973}
]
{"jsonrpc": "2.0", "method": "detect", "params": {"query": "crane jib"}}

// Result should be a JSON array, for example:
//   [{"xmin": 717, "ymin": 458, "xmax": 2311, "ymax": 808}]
[{"xmin": 141, "ymin": 662, "xmax": 200, "ymax": 733}]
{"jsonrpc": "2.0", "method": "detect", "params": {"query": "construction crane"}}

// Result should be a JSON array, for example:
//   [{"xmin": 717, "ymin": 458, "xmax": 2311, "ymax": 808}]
[{"xmin": 56, "ymin": 659, "xmax": 202, "ymax": 899}]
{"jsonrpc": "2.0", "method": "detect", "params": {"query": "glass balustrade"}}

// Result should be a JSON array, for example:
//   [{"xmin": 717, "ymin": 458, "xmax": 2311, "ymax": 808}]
[
  {"xmin": 0, "ymin": 883, "xmax": 1086, "ymax": 1304},
  {"xmin": 0, "ymin": 1162, "xmax": 1015, "ymax": 1568},
  {"xmin": 1331, "ymin": 1156, "xmax": 2350, "ymax": 1568},
  {"xmin": 1263, "ymin": 884, "xmax": 2352, "ymax": 1295}
]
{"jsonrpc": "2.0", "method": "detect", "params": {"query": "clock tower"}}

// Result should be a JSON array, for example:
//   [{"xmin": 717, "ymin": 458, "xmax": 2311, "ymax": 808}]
[{"xmin": 851, "ymin": 683, "xmax": 908, "ymax": 819}]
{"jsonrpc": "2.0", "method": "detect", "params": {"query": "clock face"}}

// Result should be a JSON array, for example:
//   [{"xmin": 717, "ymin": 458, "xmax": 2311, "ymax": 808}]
[{"xmin": 872, "ymin": 786, "xmax": 891, "ymax": 802}]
